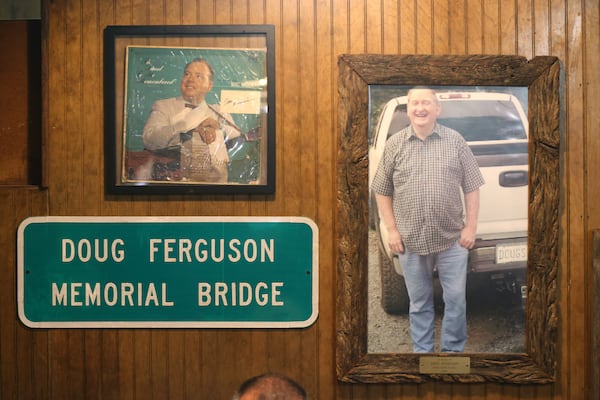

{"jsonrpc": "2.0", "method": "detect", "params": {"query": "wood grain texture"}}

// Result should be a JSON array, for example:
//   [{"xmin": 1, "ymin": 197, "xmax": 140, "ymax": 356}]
[
  {"xmin": 593, "ymin": 231, "xmax": 600, "ymax": 399},
  {"xmin": 0, "ymin": 21, "xmax": 41, "ymax": 185},
  {"xmin": 0, "ymin": 0, "xmax": 597, "ymax": 398},
  {"xmin": 0, "ymin": 188, "xmax": 48, "ymax": 398}
]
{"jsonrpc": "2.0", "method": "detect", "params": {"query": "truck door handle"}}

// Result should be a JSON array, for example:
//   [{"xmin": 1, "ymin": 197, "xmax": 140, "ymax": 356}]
[{"xmin": 499, "ymin": 170, "xmax": 528, "ymax": 187}]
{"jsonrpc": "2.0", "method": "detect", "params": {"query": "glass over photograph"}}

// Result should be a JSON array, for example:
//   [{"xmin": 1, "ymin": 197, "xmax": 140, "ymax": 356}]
[
  {"xmin": 367, "ymin": 85, "xmax": 528, "ymax": 354},
  {"xmin": 122, "ymin": 46, "xmax": 268, "ymax": 187}
]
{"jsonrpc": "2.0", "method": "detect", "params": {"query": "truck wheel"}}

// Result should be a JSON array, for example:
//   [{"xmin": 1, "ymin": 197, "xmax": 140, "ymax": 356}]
[{"xmin": 379, "ymin": 248, "xmax": 410, "ymax": 314}]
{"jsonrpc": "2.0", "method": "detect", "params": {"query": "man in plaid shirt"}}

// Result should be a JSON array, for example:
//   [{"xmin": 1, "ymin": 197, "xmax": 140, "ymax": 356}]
[{"xmin": 372, "ymin": 87, "xmax": 485, "ymax": 353}]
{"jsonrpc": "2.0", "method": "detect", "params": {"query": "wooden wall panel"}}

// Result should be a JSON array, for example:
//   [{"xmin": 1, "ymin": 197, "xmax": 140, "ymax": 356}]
[
  {"xmin": 500, "ymin": 1, "xmax": 518, "ymax": 54},
  {"xmin": 563, "ymin": 1, "xmax": 586, "ymax": 399},
  {"xmin": 487, "ymin": 1, "xmax": 501, "ymax": 54},
  {"xmin": 516, "ymin": 0, "xmax": 534, "ymax": 57},
  {"xmin": 0, "ymin": 21, "xmax": 41, "ymax": 185},
  {"xmin": 584, "ymin": 1, "xmax": 600, "ymax": 397},
  {"xmin": 399, "ymin": 0, "xmax": 416, "ymax": 54},
  {"xmin": 466, "ymin": 1, "xmax": 484, "ymax": 53},
  {"xmin": 449, "ymin": 0, "xmax": 467, "ymax": 54},
  {"xmin": 415, "ymin": 2, "xmax": 433, "ymax": 54},
  {"xmin": 0, "ymin": 0, "xmax": 598, "ymax": 398},
  {"xmin": 0, "ymin": 188, "xmax": 48, "ymax": 398},
  {"xmin": 432, "ymin": 0, "xmax": 449, "ymax": 54}
]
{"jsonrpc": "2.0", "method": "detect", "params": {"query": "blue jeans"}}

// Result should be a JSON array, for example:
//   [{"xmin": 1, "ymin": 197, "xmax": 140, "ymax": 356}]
[{"xmin": 397, "ymin": 241, "xmax": 468, "ymax": 352}]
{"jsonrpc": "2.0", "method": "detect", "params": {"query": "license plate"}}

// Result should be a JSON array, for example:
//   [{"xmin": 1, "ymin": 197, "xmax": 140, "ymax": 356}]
[{"xmin": 495, "ymin": 243, "xmax": 527, "ymax": 264}]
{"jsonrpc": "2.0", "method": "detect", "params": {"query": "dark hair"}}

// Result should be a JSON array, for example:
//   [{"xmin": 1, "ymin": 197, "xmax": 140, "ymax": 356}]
[
  {"xmin": 184, "ymin": 57, "xmax": 214, "ymax": 80},
  {"xmin": 233, "ymin": 373, "xmax": 307, "ymax": 400}
]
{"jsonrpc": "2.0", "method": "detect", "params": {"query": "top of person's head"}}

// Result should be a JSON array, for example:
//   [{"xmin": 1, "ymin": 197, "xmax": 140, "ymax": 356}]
[
  {"xmin": 184, "ymin": 57, "xmax": 214, "ymax": 79},
  {"xmin": 232, "ymin": 373, "xmax": 307, "ymax": 400},
  {"xmin": 407, "ymin": 86, "xmax": 440, "ymax": 105}
]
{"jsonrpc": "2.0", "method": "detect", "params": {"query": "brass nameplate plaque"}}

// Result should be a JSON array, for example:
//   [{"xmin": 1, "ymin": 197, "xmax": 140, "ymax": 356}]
[{"xmin": 419, "ymin": 356, "xmax": 471, "ymax": 374}]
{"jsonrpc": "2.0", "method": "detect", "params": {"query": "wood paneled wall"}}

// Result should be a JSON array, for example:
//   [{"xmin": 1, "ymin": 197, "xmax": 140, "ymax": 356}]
[
  {"xmin": 0, "ymin": 21, "xmax": 41, "ymax": 185},
  {"xmin": 1, "ymin": 0, "xmax": 598, "ymax": 398}
]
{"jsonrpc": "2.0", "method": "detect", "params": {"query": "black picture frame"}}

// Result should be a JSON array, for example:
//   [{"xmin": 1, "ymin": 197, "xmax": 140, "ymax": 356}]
[
  {"xmin": 104, "ymin": 24, "xmax": 275, "ymax": 195},
  {"xmin": 336, "ymin": 54, "xmax": 561, "ymax": 384}
]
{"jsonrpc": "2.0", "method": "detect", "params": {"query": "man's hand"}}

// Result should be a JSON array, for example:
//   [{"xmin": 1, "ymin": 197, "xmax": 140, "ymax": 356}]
[
  {"xmin": 461, "ymin": 189, "xmax": 480, "ymax": 249},
  {"xmin": 387, "ymin": 228, "xmax": 405, "ymax": 255},
  {"xmin": 194, "ymin": 117, "xmax": 220, "ymax": 144},
  {"xmin": 459, "ymin": 226, "xmax": 477, "ymax": 249}
]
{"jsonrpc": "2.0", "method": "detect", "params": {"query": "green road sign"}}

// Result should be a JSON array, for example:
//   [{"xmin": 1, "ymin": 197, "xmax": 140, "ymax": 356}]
[{"xmin": 18, "ymin": 216, "xmax": 318, "ymax": 328}]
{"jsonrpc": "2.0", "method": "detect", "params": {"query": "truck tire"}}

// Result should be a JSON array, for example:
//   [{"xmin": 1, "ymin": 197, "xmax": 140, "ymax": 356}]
[{"xmin": 379, "ymin": 248, "xmax": 410, "ymax": 314}]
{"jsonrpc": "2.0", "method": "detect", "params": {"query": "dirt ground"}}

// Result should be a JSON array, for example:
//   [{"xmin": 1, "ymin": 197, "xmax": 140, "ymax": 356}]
[{"xmin": 368, "ymin": 230, "xmax": 526, "ymax": 354}]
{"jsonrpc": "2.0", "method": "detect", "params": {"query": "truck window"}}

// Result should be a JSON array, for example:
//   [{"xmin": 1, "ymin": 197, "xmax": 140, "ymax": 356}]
[{"xmin": 438, "ymin": 100, "xmax": 527, "ymax": 142}]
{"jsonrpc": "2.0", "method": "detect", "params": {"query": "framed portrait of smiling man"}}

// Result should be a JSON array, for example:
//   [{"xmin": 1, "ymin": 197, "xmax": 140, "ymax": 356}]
[
  {"xmin": 336, "ymin": 54, "xmax": 561, "ymax": 384},
  {"xmin": 367, "ymin": 85, "xmax": 529, "ymax": 355},
  {"xmin": 104, "ymin": 25, "xmax": 275, "ymax": 195}
]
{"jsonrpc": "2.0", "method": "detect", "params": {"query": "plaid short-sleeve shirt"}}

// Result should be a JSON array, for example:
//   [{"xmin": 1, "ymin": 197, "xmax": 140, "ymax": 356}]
[{"xmin": 371, "ymin": 123, "xmax": 485, "ymax": 255}]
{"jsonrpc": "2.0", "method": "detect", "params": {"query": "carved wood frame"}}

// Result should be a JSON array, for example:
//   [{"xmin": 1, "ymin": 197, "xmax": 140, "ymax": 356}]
[{"xmin": 336, "ymin": 54, "xmax": 561, "ymax": 383}]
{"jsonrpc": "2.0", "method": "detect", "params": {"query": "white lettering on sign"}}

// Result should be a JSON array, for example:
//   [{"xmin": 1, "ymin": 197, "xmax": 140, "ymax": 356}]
[
  {"xmin": 197, "ymin": 282, "xmax": 284, "ymax": 306},
  {"xmin": 148, "ymin": 238, "xmax": 275, "ymax": 263},
  {"xmin": 51, "ymin": 282, "xmax": 174, "ymax": 306},
  {"xmin": 61, "ymin": 239, "xmax": 125, "ymax": 263}
]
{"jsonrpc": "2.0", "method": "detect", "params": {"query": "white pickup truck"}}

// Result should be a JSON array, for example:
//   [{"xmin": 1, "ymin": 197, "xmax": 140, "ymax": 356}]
[{"xmin": 369, "ymin": 91, "xmax": 528, "ymax": 314}]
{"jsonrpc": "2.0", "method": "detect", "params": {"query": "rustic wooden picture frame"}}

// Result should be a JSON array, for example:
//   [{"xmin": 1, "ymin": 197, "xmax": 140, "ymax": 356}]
[
  {"xmin": 103, "ymin": 24, "xmax": 275, "ymax": 195},
  {"xmin": 336, "ymin": 54, "xmax": 561, "ymax": 383}
]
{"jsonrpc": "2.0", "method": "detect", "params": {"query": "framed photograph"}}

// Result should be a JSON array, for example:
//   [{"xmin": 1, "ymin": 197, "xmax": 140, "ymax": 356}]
[
  {"xmin": 104, "ymin": 25, "xmax": 275, "ymax": 194},
  {"xmin": 336, "ymin": 55, "xmax": 561, "ymax": 383},
  {"xmin": 368, "ymin": 85, "xmax": 529, "ymax": 355}
]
